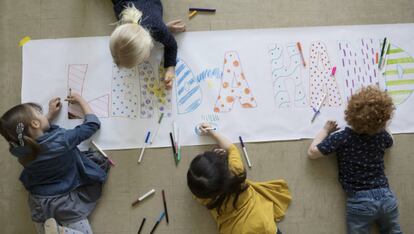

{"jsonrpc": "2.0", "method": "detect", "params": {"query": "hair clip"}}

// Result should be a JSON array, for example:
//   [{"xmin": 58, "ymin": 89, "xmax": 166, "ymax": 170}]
[{"xmin": 16, "ymin": 122, "xmax": 25, "ymax": 146}]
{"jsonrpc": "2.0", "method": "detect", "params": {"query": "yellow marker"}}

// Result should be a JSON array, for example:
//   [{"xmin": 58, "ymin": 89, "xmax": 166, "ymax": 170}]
[
  {"xmin": 189, "ymin": 10, "xmax": 197, "ymax": 19},
  {"xmin": 19, "ymin": 36, "xmax": 31, "ymax": 47}
]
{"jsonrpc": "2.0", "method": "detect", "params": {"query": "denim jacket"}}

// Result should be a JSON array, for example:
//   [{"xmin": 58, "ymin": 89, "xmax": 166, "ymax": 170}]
[{"xmin": 17, "ymin": 114, "xmax": 107, "ymax": 196}]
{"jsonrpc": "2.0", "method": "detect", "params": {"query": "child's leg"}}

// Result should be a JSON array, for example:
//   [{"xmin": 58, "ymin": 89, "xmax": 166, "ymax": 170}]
[
  {"xmin": 346, "ymin": 197, "xmax": 377, "ymax": 234},
  {"xmin": 60, "ymin": 219, "xmax": 93, "ymax": 234},
  {"xmin": 376, "ymin": 193, "xmax": 402, "ymax": 234}
]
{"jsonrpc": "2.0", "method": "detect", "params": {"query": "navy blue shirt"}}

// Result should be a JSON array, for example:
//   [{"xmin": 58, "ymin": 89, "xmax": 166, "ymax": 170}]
[
  {"xmin": 113, "ymin": 0, "xmax": 178, "ymax": 68},
  {"xmin": 317, "ymin": 127, "xmax": 393, "ymax": 195},
  {"xmin": 17, "ymin": 114, "xmax": 107, "ymax": 196}
]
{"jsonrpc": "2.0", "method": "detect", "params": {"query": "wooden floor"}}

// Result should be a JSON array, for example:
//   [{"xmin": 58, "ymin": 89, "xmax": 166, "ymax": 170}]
[{"xmin": 0, "ymin": 0, "xmax": 413, "ymax": 233}]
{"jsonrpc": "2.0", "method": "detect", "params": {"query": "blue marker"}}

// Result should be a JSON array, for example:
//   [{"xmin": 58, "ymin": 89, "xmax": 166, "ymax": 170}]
[
  {"xmin": 150, "ymin": 211, "xmax": 165, "ymax": 234},
  {"xmin": 138, "ymin": 131, "xmax": 151, "ymax": 164}
]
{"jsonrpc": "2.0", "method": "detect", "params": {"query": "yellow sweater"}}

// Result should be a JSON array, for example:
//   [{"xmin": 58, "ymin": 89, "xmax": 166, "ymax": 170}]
[{"xmin": 196, "ymin": 145, "xmax": 292, "ymax": 234}]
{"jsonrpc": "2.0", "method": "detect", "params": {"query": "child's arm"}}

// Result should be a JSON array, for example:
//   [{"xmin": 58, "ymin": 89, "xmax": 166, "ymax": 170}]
[
  {"xmin": 64, "ymin": 93, "xmax": 100, "ymax": 148},
  {"xmin": 307, "ymin": 120, "xmax": 339, "ymax": 159},
  {"xmin": 199, "ymin": 123, "xmax": 232, "ymax": 151},
  {"xmin": 45, "ymin": 97, "xmax": 62, "ymax": 122}
]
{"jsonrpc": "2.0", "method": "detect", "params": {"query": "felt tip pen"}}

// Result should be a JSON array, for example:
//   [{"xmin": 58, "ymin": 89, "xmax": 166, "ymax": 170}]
[
  {"xmin": 138, "ymin": 131, "xmax": 151, "ymax": 163},
  {"xmin": 132, "ymin": 189, "xmax": 156, "ymax": 206},
  {"xmin": 238, "ymin": 136, "xmax": 252, "ymax": 168},
  {"xmin": 150, "ymin": 211, "xmax": 165, "ymax": 234}
]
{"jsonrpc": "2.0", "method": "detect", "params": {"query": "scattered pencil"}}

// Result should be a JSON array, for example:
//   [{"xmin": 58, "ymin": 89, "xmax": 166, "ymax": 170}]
[
  {"xmin": 239, "ymin": 136, "xmax": 252, "ymax": 168},
  {"xmin": 137, "ymin": 218, "xmax": 146, "ymax": 234},
  {"xmin": 296, "ymin": 42, "xmax": 306, "ymax": 67},
  {"xmin": 132, "ymin": 189, "xmax": 156, "ymax": 207},
  {"xmin": 91, "ymin": 140, "xmax": 116, "ymax": 166},
  {"xmin": 189, "ymin": 10, "xmax": 197, "ymax": 19},
  {"xmin": 162, "ymin": 190, "xmax": 169, "ymax": 224},
  {"xmin": 189, "ymin": 7, "xmax": 216, "ymax": 13},
  {"xmin": 150, "ymin": 211, "xmax": 165, "ymax": 234},
  {"xmin": 138, "ymin": 131, "xmax": 151, "ymax": 164},
  {"xmin": 311, "ymin": 93, "xmax": 327, "ymax": 123}
]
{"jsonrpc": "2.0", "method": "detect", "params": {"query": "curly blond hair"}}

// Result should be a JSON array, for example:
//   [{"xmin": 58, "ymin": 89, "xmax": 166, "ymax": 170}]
[{"xmin": 345, "ymin": 86, "xmax": 395, "ymax": 135}]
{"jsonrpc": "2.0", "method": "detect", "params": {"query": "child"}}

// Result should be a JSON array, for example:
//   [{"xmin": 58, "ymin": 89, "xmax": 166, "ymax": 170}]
[
  {"xmin": 110, "ymin": 0, "xmax": 186, "ymax": 89},
  {"xmin": 307, "ymin": 86, "xmax": 402, "ymax": 234},
  {"xmin": 187, "ymin": 123, "xmax": 292, "ymax": 234},
  {"xmin": 0, "ymin": 94, "xmax": 110, "ymax": 234}
]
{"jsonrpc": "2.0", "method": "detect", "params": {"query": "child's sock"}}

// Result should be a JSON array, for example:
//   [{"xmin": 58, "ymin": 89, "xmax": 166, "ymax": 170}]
[{"xmin": 44, "ymin": 218, "xmax": 64, "ymax": 234}]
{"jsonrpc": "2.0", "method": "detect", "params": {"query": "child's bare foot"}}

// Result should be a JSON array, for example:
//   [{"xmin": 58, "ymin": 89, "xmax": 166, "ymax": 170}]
[{"xmin": 167, "ymin": 19, "xmax": 186, "ymax": 33}]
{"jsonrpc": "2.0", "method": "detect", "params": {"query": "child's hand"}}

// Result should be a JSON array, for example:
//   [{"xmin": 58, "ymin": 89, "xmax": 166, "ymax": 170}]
[
  {"xmin": 46, "ymin": 97, "xmax": 62, "ymax": 120},
  {"xmin": 66, "ymin": 93, "xmax": 85, "ymax": 105},
  {"xmin": 323, "ymin": 120, "xmax": 339, "ymax": 135},
  {"xmin": 199, "ymin": 123, "xmax": 214, "ymax": 135},
  {"xmin": 166, "ymin": 20, "xmax": 186, "ymax": 33},
  {"xmin": 164, "ymin": 66, "xmax": 175, "ymax": 90}
]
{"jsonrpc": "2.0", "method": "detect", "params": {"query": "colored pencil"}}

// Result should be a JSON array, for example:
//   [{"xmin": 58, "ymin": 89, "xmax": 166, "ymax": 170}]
[
  {"xmin": 150, "ymin": 211, "xmax": 165, "ymax": 234},
  {"xmin": 132, "ymin": 189, "xmax": 156, "ymax": 206},
  {"xmin": 91, "ymin": 140, "xmax": 116, "ymax": 166},
  {"xmin": 137, "ymin": 218, "xmax": 146, "ymax": 234},
  {"xmin": 238, "ymin": 136, "xmax": 252, "ymax": 168},
  {"xmin": 138, "ymin": 131, "xmax": 151, "ymax": 163},
  {"xmin": 162, "ymin": 190, "xmax": 169, "ymax": 224},
  {"xmin": 189, "ymin": 7, "xmax": 216, "ymax": 13},
  {"xmin": 296, "ymin": 42, "xmax": 306, "ymax": 67}
]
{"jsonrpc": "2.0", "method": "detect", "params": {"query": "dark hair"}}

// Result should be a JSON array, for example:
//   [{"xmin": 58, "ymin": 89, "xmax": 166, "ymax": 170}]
[
  {"xmin": 187, "ymin": 150, "xmax": 248, "ymax": 213},
  {"xmin": 0, "ymin": 103, "xmax": 43, "ymax": 164}
]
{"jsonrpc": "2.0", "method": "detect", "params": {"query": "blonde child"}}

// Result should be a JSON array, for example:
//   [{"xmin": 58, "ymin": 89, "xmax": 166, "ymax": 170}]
[
  {"xmin": 110, "ymin": 0, "xmax": 186, "ymax": 89},
  {"xmin": 307, "ymin": 86, "xmax": 402, "ymax": 234},
  {"xmin": 0, "ymin": 94, "xmax": 110, "ymax": 234},
  {"xmin": 187, "ymin": 123, "xmax": 292, "ymax": 234}
]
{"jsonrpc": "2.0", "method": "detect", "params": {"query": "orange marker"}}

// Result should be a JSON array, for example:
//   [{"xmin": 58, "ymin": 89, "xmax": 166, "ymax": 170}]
[
  {"xmin": 297, "ymin": 42, "xmax": 306, "ymax": 67},
  {"xmin": 375, "ymin": 52, "xmax": 379, "ymax": 64}
]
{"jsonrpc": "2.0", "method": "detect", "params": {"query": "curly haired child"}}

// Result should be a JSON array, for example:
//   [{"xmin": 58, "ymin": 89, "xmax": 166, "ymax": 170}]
[{"xmin": 307, "ymin": 86, "xmax": 402, "ymax": 234}]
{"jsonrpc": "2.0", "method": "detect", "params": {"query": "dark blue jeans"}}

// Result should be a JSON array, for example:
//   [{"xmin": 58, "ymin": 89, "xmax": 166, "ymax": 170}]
[{"xmin": 346, "ymin": 188, "xmax": 402, "ymax": 234}]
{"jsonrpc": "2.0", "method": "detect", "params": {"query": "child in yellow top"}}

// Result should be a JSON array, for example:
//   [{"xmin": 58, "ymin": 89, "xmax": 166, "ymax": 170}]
[{"xmin": 187, "ymin": 123, "xmax": 292, "ymax": 234}]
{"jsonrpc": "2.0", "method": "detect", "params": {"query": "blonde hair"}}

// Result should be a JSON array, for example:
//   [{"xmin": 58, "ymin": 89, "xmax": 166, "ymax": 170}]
[{"xmin": 110, "ymin": 4, "xmax": 153, "ymax": 68}]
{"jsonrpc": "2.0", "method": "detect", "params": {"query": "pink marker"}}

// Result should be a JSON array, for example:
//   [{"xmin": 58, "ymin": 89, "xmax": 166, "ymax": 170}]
[{"xmin": 331, "ymin": 66, "xmax": 337, "ymax": 77}]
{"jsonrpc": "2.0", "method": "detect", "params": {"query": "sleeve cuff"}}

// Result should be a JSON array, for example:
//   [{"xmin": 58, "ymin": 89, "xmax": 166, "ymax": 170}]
[
  {"xmin": 84, "ymin": 114, "xmax": 101, "ymax": 124},
  {"xmin": 316, "ymin": 144, "xmax": 329, "ymax": 156}
]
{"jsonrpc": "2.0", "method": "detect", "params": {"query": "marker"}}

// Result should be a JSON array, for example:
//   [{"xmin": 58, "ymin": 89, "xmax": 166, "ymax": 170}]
[
  {"xmin": 238, "ymin": 136, "xmax": 252, "ymax": 168},
  {"xmin": 162, "ymin": 190, "xmax": 169, "ymax": 224},
  {"xmin": 189, "ymin": 7, "xmax": 216, "ymax": 13},
  {"xmin": 150, "ymin": 211, "xmax": 165, "ymax": 234},
  {"xmin": 311, "ymin": 92, "xmax": 327, "ymax": 123},
  {"xmin": 188, "ymin": 10, "xmax": 197, "ymax": 19},
  {"xmin": 138, "ymin": 131, "xmax": 151, "ymax": 163},
  {"xmin": 378, "ymin": 37, "xmax": 387, "ymax": 69},
  {"xmin": 296, "ymin": 42, "xmax": 306, "ymax": 67},
  {"xmin": 381, "ymin": 43, "xmax": 391, "ymax": 72},
  {"xmin": 132, "ymin": 189, "xmax": 156, "ymax": 206},
  {"xmin": 138, "ymin": 218, "xmax": 146, "ymax": 234},
  {"xmin": 176, "ymin": 126, "xmax": 181, "ymax": 162},
  {"xmin": 172, "ymin": 122, "xmax": 179, "ymax": 160},
  {"xmin": 331, "ymin": 66, "xmax": 337, "ymax": 77},
  {"xmin": 169, "ymin": 132, "xmax": 178, "ymax": 165},
  {"xmin": 91, "ymin": 140, "xmax": 116, "ymax": 166},
  {"xmin": 150, "ymin": 113, "xmax": 164, "ymax": 145}
]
